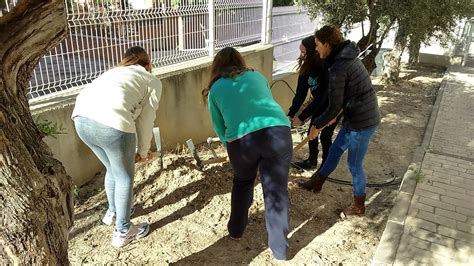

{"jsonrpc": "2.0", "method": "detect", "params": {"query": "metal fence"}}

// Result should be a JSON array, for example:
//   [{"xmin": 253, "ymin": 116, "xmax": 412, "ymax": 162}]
[
  {"xmin": 1, "ymin": 1, "xmax": 318, "ymax": 97},
  {"xmin": 1, "ymin": 0, "xmax": 265, "ymax": 98},
  {"xmin": 271, "ymin": 6, "xmax": 320, "ymax": 73}
]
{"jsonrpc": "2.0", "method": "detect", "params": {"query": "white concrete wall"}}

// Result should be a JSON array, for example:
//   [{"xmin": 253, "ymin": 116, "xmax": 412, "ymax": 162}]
[{"xmin": 31, "ymin": 44, "xmax": 276, "ymax": 186}]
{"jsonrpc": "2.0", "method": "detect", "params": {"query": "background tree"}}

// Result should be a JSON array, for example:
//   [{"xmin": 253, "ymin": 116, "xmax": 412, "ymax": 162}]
[
  {"xmin": 381, "ymin": 0, "xmax": 420, "ymax": 84},
  {"xmin": 274, "ymin": 0, "xmax": 294, "ymax": 7},
  {"xmin": 407, "ymin": 0, "xmax": 473, "ymax": 65},
  {"xmin": 296, "ymin": 0, "xmax": 398, "ymax": 74},
  {"xmin": 0, "ymin": 0, "xmax": 74, "ymax": 264},
  {"xmin": 383, "ymin": 0, "xmax": 473, "ymax": 84}
]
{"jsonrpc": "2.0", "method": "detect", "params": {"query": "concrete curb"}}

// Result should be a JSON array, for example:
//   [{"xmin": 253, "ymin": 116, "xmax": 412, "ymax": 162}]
[{"xmin": 371, "ymin": 66, "xmax": 451, "ymax": 265}]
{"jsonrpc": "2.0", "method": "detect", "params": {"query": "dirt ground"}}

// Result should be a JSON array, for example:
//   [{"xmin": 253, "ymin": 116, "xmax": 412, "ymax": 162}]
[{"xmin": 69, "ymin": 65, "xmax": 444, "ymax": 265}]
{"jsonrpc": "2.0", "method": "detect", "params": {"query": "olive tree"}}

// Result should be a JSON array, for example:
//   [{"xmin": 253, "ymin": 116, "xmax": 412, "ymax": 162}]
[
  {"xmin": 296, "ymin": 0, "xmax": 398, "ymax": 74},
  {"xmin": 383, "ymin": 0, "xmax": 473, "ymax": 84},
  {"xmin": 0, "ymin": 0, "xmax": 74, "ymax": 263}
]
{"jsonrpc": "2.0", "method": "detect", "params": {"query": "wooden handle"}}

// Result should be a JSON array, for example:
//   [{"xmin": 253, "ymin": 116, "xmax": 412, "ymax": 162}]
[
  {"xmin": 293, "ymin": 109, "xmax": 343, "ymax": 154},
  {"xmin": 293, "ymin": 136, "xmax": 310, "ymax": 154},
  {"xmin": 203, "ymin": 157, "xmax": 227, "ymax": 165}
]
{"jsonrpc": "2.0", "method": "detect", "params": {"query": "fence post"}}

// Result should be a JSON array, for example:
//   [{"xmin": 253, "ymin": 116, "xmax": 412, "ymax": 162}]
[
  {"xmin": 462, "ymin": 19, "xmax": 472, "ymax": 66},
  {"xmin": 208, "ymin": 0, "xmax": 215, "ymax": 57},
  {"xmin": 178, "ymin": 16, "xmax": 184, "ymax": 51},
  {"xmin": 261, "ymin": 0, "xmax": 272, "ymax": 44}
]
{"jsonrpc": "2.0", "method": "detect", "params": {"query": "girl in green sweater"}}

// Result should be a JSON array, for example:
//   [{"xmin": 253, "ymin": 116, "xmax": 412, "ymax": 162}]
[{"xmin": 202, "ymin": 47, "xmax": 292, "ymax": 260}]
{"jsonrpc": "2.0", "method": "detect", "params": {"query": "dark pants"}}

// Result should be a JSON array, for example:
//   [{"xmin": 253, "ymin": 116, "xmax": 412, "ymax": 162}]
[
  {"xmin": 307, "ymin": 119, "xmax": 338, "ymax": 167},
  {"xmin": 226, "ymin": 126, "xmax": 292, "ymax": 260}
]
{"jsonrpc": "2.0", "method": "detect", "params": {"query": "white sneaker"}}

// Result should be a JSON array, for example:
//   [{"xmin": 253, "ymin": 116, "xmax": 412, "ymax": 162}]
[
  {"xmin": 111, "ymin": 223, "xmax": 149, "ymax": 247},
  {"xmin": 102, "ymin": 207, "xmax": 135, "ymax": 226}
]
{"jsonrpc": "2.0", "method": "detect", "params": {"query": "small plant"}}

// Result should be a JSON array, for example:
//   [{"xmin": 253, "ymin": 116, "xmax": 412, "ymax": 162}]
[
  {"xmin": 73, "ymin": 185, "xmax": 80, "ymax": 205},
  {"xmin": 416, "ymin": 170, "xmax": 425, "ymax": 183},
  {"xmin": 35, "ymin": 118, "xmax": 66, "ymax": 139}
]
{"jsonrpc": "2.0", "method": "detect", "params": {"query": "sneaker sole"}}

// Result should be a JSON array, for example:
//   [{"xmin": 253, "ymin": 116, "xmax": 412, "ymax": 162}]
[
  {"xmin": 111, "ymin": 224, "xmax": 149, "ymax": 248},
  {"xmin": 137, "ymin": 223, "xmax": 149, "ymax": 239}
]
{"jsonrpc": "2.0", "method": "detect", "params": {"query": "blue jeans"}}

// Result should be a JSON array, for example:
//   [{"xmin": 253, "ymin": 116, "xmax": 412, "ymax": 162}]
[
  {"xmin": 74, "ymin": 116, "xmax": 135, "ymax": 231},
  {"xmin": 319, "ymin": 126, "xmax": 377, "ymax": 197}
]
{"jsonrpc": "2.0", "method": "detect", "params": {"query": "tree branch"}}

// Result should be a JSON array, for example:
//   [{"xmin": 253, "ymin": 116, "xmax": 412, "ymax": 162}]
[{"xmin": 0, "ymin": 0, "xmax": 67, "ymax": 94}]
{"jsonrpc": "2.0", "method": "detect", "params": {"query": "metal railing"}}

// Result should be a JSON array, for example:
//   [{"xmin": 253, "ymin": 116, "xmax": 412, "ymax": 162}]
[
  {"xmin": 1, "ymin": 0, "xmax": 265, "ymax": 98},
  {"xmin": 215, "ymin": 0, "xmax": 263, "ymax": 48},
  {"xmin": 460, "ymin": 19, "xmax": 473, "ymax": 66},
  {"xmin": 271, "ymin": 6, "xmax": 320, "ymax": 73}
]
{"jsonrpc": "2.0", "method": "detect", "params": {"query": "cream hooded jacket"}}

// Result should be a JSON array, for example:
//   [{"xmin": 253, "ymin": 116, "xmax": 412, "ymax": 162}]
[{"xmin": 72, "ymin": 65, "xmax": 162, "ymax": 157}]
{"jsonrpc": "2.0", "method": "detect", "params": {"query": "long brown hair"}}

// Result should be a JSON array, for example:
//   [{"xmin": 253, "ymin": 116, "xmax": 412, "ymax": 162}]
[
  {"xmin": 202, "ymin": 47, "xmax": 250, "ymax": 103},
  {"xmin": 117, "ymin": 46, "xmax": 151, "ymax": 71},
  {"xmin": 297, "ymin": 35, "xmax": 323, "ymax": 75}
]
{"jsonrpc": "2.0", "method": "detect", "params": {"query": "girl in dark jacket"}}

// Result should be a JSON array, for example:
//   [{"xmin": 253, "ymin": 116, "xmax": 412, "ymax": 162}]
[
  {"xmin": 299, "ymin": 25, "xmax": 380, "ymax": 217},
  {"xmin": 288, "ymin": 36, "xmax": 338, "ymax": 170}
]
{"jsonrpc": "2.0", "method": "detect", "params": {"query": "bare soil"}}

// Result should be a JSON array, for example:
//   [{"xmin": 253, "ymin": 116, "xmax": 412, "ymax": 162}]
[{"xmin": 69, "ymin": 65, "xmax": 444, "ymax": 265}]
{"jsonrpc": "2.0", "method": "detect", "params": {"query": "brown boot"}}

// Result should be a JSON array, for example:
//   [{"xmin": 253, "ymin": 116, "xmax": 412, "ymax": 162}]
[
  {"xmin": 342, "ymin": 195, "xmax": 366, "ymax": 216},
  {"xmin": 298, "ymin": 172, "xmax": 328, "ymax": 192}
]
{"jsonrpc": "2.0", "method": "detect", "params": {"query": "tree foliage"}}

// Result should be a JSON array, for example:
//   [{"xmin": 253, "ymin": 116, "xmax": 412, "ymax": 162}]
[
  {"xmin": 405, "ymin": 0, "xmax": 473, "ymax": 65},
  {"xmin": 274, "ymin": 0, "xmax": 295, "ymax": 7},
  {"xmin": 382, "ymin": 0, "xmax": 473, "ymax": 83},
  {"xmin": 297, "ymin": 0, "xmax": 473, "ymax": 78},
  {"xmin": 296, "ymin": 0, "xmax": 398, "ymax": 74},
  {"xmin": 297, "ymin": 0, "xmax": 368, "ymax": 28}
]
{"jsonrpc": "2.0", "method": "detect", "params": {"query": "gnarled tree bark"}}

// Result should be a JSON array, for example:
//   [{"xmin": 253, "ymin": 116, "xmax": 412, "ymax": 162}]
[
  {"xmin": 382, "ymin": 25, "xmax": 408, "ymax": 84},
  {"xmin": 357, "ymin": 18, "xmax": 395, "ymax": 75},
  {"xmin": 0, "ymin": 0, "xmax": 73, "ymax": 264},
  {"xmin": 408, "ymin": 36, "xmax": 421, "ymax": 66},
  {"xmin": 357, "ymin": 22, "xmax": 379, "ymax": 75}
]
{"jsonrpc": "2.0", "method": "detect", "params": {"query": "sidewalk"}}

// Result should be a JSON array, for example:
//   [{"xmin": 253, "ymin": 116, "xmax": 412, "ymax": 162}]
[{"xmin": 373, "ymin": 51, "xmax": 474, "ymax": 264}]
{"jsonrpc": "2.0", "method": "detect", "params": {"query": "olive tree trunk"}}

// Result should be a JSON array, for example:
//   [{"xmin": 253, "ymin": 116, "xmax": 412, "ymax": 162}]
[
  {"xmin": 408, "ymin": 36, "xmax": 422, "ymax": 65},
  {"xmin": 0, "ymin": 0, "xmax": 74, "ymax": 264},
  {"xmin": 356, "ymin": 15, "xmax": 395, "ymax": 75},
  {"xmin": 382, "ymin": 25, "xmax": 408, "ymax": 84}
]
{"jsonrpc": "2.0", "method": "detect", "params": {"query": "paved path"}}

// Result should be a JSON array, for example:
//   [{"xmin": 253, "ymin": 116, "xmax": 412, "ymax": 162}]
[{"xmin": 373, "ymin": 48, "xmax": 474, "ymax": 265}]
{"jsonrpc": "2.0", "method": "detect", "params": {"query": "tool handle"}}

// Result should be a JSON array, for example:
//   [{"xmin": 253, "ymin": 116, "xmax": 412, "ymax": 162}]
[
  {"xmin": 153, "ymin": 127, "xmax": 162, "ymax": 152},
  {"xmin": 207, "ymin": 137, "xmax": 221, "ymax": 143},
  {"xmin": 293, "ymin": 136, "xmax": 310, "ymax": 154},
  {"xmin": 203, "ymin": 157, "xmax": 227, "ymax": 165},
  {"xmin": 293, "ymin": 110, "xmax": 343, "ymax": 154}
]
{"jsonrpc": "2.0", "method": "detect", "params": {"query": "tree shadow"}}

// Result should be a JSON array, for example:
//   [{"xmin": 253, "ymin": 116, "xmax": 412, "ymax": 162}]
[
  {"xmin": 392, "ymin": 63, "xmax": 445, "ymax": 82},
  {"xmin": 69, "ymin": 206, "xmax": 105, "ymax": 240},
  {"xmin": 134, "ymin": 168, "xmax": 165, "ymax": 196},
  {"xmin": 73, "ymin": 197, "xmax": 106, "ymax": 221},
  {"xmin": 171, "ymin": 210, "xmax": 271, "ymax": 265},
  {"xmin": 73, "ymin": 172, "xmax": 106, "ymax": 221},
  {"xmin": 70, "ymin": 186, "xmax": 108, "ymax": 240},
  {"xmin": 134, "ymin": 162, "xmax": 236, "ymax": 234},
  {"xmin": 70, "ymin": 163, "xmax": 166, "ymax": 240},
  {"xmin": 172, "ymin": 184, "xmax": 344, "ymax": 264}
]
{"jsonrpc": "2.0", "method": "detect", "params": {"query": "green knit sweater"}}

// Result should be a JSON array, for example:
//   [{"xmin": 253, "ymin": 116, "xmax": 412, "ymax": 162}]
[{"xmin": 208, "ymin": 70, "xmax": 290, "ymax": 144}]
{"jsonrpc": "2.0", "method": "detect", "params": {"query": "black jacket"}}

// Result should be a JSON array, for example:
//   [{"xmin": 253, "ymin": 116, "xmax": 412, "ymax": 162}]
[
  {"xmin": 287, "ymin": 66, "xmax": 329, "ymax": 122},
  {"xmin": 312, "ymin": 41, "xmax": 380, "ymax": 130}
]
